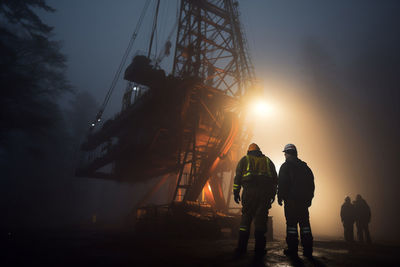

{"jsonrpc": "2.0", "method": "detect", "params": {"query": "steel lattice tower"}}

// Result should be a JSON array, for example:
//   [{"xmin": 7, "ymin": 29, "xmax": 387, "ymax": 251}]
[
  {"xmin": 173, "ymin": 0, "xmax": 255, "ymax": 98},
  {"xmin": 170, "ymin": 0, "xmax": 256, "ymax": 211}
]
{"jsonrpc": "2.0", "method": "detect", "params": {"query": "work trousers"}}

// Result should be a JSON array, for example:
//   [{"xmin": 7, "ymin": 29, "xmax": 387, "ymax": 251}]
[
  {"xmin": 343, "ymin": 221, "xmax": 354, "ymax": 242},
  {"xmin": 284, "ymin": 200, "xmax": 313, "ymax": 253},
  {"xmin": 239, "ymin": 185, "xmax": 272, "ymax": 234},
  {"xmin": 236, "ymin": 181, "xmax": 273, "ymax": 258},
  {"xmin": 356, "ymin": 221, "xmax": 371, "ymax": 243}
]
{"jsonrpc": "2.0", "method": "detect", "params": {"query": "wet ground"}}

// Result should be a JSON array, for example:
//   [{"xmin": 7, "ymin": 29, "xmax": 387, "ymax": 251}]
[{"xmin": 2, "ymin": 228, "xmax": 399, "ymax": 266}]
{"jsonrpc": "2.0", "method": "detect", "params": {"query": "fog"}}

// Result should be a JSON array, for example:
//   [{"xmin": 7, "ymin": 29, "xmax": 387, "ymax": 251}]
[
  {"xmin": 251, "ymin": 34, "xmax": 400, "ymax": 241},
  {"xmin": 2, "ymin": 1, "xmax": 399, "ymax": 243}
]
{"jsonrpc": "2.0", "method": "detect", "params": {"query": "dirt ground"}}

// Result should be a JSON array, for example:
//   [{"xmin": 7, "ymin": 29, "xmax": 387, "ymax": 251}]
[{"xmin": 2, "ymin": 228, "xmax": 400, "ymax": 267}]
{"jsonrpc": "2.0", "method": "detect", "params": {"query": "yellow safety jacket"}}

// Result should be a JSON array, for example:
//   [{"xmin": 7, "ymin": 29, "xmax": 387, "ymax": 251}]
[{"xmin": 233, "ymin": 154, "xmax": 276, "ymax": 193}]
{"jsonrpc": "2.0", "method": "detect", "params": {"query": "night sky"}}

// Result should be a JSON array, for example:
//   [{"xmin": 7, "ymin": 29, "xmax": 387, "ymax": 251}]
[{"xmin": 26, "ymin": 0, "xmax": 400, "ymax": 241}]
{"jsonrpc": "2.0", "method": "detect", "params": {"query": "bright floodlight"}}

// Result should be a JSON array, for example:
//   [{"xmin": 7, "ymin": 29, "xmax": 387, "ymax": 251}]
[{"xmin": 252, "ymin": 99, "xmax": 275, "ymax": 117}]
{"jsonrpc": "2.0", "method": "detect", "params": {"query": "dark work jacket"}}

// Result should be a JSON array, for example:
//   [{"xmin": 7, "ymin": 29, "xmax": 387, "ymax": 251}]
[
  {"xmin": 278, "ymin": 157, "xmax": 314, "ymax": 204},
  {"xmin": 233, "ymin": 150, "xmax": 277, "ymax": 195},
  {"xmin": 341, "ymin": 201, "xmax": 355, "ymax": 224},
  {"xmin": 353, "ymin": 198, "xmax": 371, "ymax": 223}
]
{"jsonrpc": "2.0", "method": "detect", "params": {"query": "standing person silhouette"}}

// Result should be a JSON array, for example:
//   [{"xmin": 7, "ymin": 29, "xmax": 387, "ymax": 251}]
[
  {"xmin": 353, "ymin": 194, "xmax": 371, "ymax": 243},
  {"xmin": 278, "ymin": 144, "xmax": 315, "ymax": 258},
  {"xmin": 232, "ymin": 143, "xmax": 277, "ymax": 264},
  {"xmin": 341, "ymin": 196, "xmax": 355, "ymax": 242}
]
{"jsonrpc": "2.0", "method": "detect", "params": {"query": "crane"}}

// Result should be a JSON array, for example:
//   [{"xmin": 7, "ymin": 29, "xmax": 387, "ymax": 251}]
[{"xmin": 76, "ymin": 0, "xmax": 264, "ymax": 237}]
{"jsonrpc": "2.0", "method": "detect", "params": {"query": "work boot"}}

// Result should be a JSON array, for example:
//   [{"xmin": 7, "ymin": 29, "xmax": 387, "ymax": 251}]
[
  {"xmin": 233, "ymin": 231, "xmax": 249, "ymax": 259},
  {"xmin": 283, "ymin": 248, "xmax": 298, "ymax": 258},
  {"xmin": 254, "ymin": 230, "xmax": 266, "ymax": 262},
  {"xmin": 285, "ymin": 233, "xmax": 299, "ymax": 258},
  {"xmin": 303, "ymin": 250, "xmax": 313, "ymax": 259},
  {"xmin": 300, "ymin": 230, "xmax": 313, "ymax": 259},
  {"xmin": 302, "ymin": 244, "xmax": 313, "ymax": 259}
]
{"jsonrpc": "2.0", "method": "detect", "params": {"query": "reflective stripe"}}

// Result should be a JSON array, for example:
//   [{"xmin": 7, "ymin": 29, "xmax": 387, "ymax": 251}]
[
  {"xmin": 233, "ymin": 183, "xmax": 240, "ymax": 192},
  {"xmin": 243, "ymin": 155, "xmax": 251, "ymax": 177},
  {"xmin": 287, "ymin": 226, "xmax": 298, "ymax": 235},
  {"xmin": 239, "ymin": 227, "xmax": 247, "ymax": 231}
]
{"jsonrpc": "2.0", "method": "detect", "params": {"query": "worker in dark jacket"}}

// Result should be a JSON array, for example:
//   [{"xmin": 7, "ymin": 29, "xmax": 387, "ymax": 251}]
[
  {"xmin": 233, "ymin": 143, "xmax": 277, "ymax": 262},
  {"xmin": 353, "ymin": 194, "xmax": 371, "ymax": 243},
  {"xmin": 340, "ymin": 196, "xmax": 355, "ymax": 242},
  {"xmin": 278, "ymin": 144, "xmax": 315, "ymax": 258}
]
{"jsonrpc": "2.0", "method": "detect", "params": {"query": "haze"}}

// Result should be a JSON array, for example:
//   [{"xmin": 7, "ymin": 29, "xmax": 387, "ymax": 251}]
[{"xmin": 4, "ymin": 0, "xmax": 398, "ymax": 242}]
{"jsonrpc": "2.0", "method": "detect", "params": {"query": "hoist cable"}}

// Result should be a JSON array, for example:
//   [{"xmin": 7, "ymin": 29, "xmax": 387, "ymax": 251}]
[
  {"xmin": 147, "ymin": 0, "xmax": 161, "ymax": 59},
  {"xmin": 92, "ymin": 0, "xmax": 151, "ymax": 126}
]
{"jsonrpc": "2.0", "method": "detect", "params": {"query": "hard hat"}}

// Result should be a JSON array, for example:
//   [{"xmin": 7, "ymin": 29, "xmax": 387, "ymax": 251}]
[
  {"xmin": 283, "ymin": 143, "xmax": 297, "ymax": 153},
  {"xmin": 248, "ymin": 143, "xmax": 260, "ymax": 151}
]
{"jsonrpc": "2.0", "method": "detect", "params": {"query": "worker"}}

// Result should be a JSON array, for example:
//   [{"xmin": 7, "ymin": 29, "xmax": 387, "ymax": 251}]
[
  {"xmin": 340, "ymin": 196, "xmax": 355, "ymax": 242},
  {"xmin": 278, "ymin": 144, "xmax": 315, "ymax": 258},
  {"xmin": 353, "ymin": 194, "xmax": 371, "ymax": 243},
  {"xmin": 233, "ymin": 143, "xmax": 277, "ymax": 263}
]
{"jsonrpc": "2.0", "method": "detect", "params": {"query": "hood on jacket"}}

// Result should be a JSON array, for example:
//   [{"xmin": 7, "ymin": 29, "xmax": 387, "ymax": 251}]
[{"xmin": 247, "ymin": 150, "xmax": 264, "ymax": 157}]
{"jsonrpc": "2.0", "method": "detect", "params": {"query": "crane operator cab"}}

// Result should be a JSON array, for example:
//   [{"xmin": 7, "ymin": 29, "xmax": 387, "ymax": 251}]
[{"xmin": 124, "ymin": 55, "xmax": 166, "ymax": 87}]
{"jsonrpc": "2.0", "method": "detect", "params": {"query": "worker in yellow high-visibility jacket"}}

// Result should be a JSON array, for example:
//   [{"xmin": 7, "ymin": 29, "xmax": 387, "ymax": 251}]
[{"xmin": 233, "ymin": 143, "xmax": 277, "ymax": 262}]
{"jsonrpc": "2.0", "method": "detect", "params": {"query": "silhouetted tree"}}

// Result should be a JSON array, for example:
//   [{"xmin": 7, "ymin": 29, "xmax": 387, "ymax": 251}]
[
  {"xmin": 0, "ymin": 0, "xmax": 74, "ymax": 228},
  {"xmin": 0, "ymin": 0, "xmax": 70, "ymax": 151}
]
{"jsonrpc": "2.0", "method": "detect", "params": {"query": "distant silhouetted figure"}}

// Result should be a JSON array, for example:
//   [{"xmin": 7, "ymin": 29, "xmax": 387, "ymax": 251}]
[
  {"xmin": 340, "ymin": 196, "xmax": 355, "ymax": 242},
  {"xmin": 353, "ymin": 194, "xmax": 371, "ymax": 243},
  {"xmin": 278, "ymin": 144, "xmax": 315, "ymax": 258}
]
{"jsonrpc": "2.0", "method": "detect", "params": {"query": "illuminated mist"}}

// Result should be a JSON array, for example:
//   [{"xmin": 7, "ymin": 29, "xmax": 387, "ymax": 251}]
[
  {"xmin": 246, "ymin": 35, "xmax": 400, "ymax": 241},
  {"xmin": 250, "ymin": 80, "xmax": 349, "ymax": 239},
  {"xmin": 13, "ymin": 0, "xmax": 397, "ymax": 244}
]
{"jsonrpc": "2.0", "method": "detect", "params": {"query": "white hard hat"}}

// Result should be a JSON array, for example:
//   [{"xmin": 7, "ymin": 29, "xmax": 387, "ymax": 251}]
[{"xmin": 283, "ymin": 143, "xmax": 297, "ymax": 152}]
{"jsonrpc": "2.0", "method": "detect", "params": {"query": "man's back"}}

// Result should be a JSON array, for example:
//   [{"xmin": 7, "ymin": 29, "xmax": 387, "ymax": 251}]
[
  {"xmin": 278, "ymin": 157, "xmax": 315, "ymax": 203},
  {"xmin": 341, "ymin": 201, "xmax": 355, "ymax": 223},
  {"xmin": 354, "ymin": 198, "xmax": 371, "ymax": 222},
  {"xmin": 235, "ymin": 150, "xmax": 277, "ymax": 191}
]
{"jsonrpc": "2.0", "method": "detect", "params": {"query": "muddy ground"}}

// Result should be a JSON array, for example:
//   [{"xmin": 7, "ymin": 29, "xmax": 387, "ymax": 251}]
[{"xmin": 2, "ymin": 228, "xmax": 399, "ymax": 266}]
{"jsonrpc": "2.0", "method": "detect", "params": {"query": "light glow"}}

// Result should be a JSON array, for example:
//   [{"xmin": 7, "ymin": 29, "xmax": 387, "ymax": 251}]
[{"xmin": 251, "ymin": 99, "xmax": 276, "ymax": 117}]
